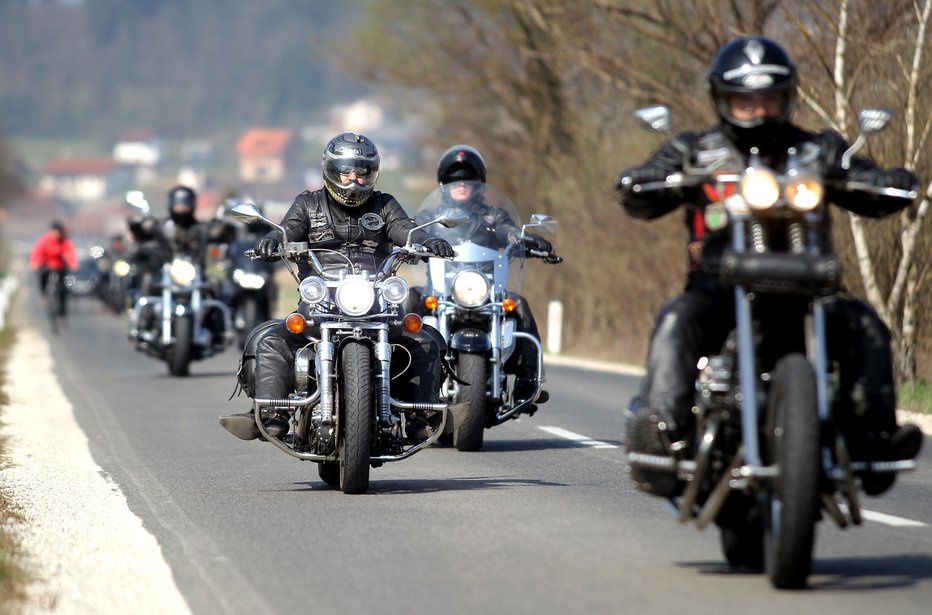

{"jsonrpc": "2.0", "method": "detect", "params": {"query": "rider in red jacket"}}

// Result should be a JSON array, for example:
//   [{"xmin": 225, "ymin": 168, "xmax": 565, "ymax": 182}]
[{"xmin": 30, "ymin": 220, "xmax": 79, "ymax": 313}]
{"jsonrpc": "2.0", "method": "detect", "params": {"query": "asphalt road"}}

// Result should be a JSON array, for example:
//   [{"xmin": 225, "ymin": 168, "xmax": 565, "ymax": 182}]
[{"xmin": 39, "ymin": 299, "xmax": 932, "ymax": 615}]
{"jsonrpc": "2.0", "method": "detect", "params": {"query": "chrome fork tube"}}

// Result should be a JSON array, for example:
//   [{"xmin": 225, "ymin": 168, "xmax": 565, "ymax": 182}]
[
  {"xmin": 375, "ymin": 327, "xmax": 392, "ymax": 424},
  {"xmin": 316, "ymin": 328, "xmax": 335, "ymax": 424},
  {"xmin": 490, "ymin": 306, "xmax": 502, "ymax": 399},
  {"xmin": 161, "ymin": 269, "xmax": 172, "ymax": 346},
  {"xmin": 732, "ymin": 219, "xmax": 761, "ymax": 467}
]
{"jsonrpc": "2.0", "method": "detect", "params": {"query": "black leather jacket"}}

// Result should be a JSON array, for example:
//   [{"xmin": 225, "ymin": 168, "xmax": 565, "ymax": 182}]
[
  {"xmin": 615, "ymin": 124, "xmax": 915, "ymax": 281},
  {"xmin": 271, "ymin": 188, "xmax": 429, "ymax": 275}
]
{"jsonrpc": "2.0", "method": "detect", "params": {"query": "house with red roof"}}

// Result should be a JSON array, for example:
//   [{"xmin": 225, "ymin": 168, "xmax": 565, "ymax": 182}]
[
  {"xmin": 235, "ymin": 127, "xmax": 294, "ymax": 183},
  {"xmin": 113, "ymin": 128, "xmax": 165, "ymax": 168}
]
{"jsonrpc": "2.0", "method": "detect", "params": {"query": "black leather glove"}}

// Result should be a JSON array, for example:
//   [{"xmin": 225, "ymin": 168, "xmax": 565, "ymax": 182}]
[
  {"xmin": 615, "ymin": 164, "xmax": 668, "ymax": 191},
  {"xmin": 820, "ymin": 130, "xmax": 850, "ymax": 181},
  {"xmin": 255, "ymin": 236, "xmax": 280, "ymax": 261},
  {"xmin": 523, "ymin": 233, "xmax": 552, "ymax": 253},
  {"xmin": 881, "ymin": 167, "xmax": 918, "ymax": 191},
  {"xmin": 422, "ymin": 236, "xmax": 455, "ymax": 258}
]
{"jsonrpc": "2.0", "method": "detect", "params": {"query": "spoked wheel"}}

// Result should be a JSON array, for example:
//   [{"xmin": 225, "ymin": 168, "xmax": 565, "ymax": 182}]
[
  {"xmin": 318, "ymin": 462, "xmax": 340, "ymax": 487},
  {"xmin": 763, "ymin": 353, "xmax": 820, "ymax": 589},
  {"xmin": 338, "ymin": 340, "xmax": 373, "ymax": 494},
  {"xmin": 453, "ymin": 352, "xmax": 488, "ymax": 451}
]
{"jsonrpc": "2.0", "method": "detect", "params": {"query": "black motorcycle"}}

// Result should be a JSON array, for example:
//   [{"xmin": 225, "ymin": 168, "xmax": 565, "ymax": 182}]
[
  {"xmin": 624, "ymin": 105, "xmax": 920, "ymax": 589},
  {"xmin": 125, "ymin": 194, "xmax": 234, "ymax": 376},
  {"xmin": 223, "ymin": 237, "xmax": 277, "ymax": 347}
]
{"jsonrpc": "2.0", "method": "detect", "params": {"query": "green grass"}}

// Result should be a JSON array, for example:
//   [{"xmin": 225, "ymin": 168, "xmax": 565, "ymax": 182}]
[{"xmin": 900, "ymin": 379, "xmax": 932, "ymax": 414}]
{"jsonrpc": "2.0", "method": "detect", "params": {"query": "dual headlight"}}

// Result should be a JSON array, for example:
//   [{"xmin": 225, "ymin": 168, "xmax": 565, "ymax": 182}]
[
  {"xmin": 451, "ymin": 270, "xmax": 491, "ymax": 307},
  {"xmin": 169, "ymin": 258, "xmax": 197, "ymax": 286},
  {"xmin": 738, "ymin": 168, "xmax": 823, "ymax": 212}
]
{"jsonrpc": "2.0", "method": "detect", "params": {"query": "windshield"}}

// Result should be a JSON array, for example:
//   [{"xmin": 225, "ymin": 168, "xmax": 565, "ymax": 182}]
[{"xmin": 416, "ymin": 182, "xmax": 527, "ymax": 295}]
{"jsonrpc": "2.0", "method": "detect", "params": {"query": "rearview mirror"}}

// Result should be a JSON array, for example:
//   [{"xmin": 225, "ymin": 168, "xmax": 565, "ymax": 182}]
[
  {"xmin": 528, "ymin": 213, "xmax": 557, "ymax": 234},
  {"xmin": 634, "ymin": 105, "xmax": 672, "ymax": 134},
  {"xmin": 437, "ymin": 209, "xmax": 470, "ymax": 228},
  {"xmin": 125, "ymin": 190, "xmax": 150, "ymax": 215},
  {"xmin": 224, "ymin": 202, "xmax": 263, "ymax": 224},
  {"xmin": 842, "ymin": 107, "xmax": 895, "ymax": 169}
]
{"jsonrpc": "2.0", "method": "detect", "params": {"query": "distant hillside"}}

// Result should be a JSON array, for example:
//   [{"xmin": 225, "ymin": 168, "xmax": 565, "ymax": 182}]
[{"xmin": 0, "ymin": 0, "xmax": 366, "ymax": 139}]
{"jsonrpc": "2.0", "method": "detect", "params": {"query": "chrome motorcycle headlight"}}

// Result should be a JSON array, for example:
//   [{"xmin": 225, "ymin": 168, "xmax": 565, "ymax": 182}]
[
  {"xmin": 335, "ymin": 277, "xmax": 375, "ymax": 316},
  {"xmin": 233, "ymin": 269, "xmax": 266, "ymax": 290},
  {"xmin": 299, "ymin": 276, "xmax": 328, "ymax": 305},
  {"xmin": 169, "ymin": 258, "xmax": 197, "ymax": 286},
  {"xmin": 739, "ymin": 167, "xmax": 780, "ymax": 210},
  {"xmin": 451, "ymin": 270, "xmax": 490, "ymax": 307},
  {"xmin": 381, "ymin": 276, "xmax": 409, "ymax": 305},
  {"xmin": 112, "ymin": 259, "xmax": 131, "ymax": 277},
  {"xmin": 785, "ymin": 174, "xmax": 823, "ymax": 211}
]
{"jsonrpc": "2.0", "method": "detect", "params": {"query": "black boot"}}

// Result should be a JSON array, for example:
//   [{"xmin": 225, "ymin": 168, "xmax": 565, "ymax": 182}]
[
  {"xmin": 219, "ymin": 408, "xmax": 290, "ymax": 441},
  {"xmin": 861, "ymin": 424, "xmax": 923, "ymax": 496},
  {"xmin": 623, "ymin": 400, "xmax": 689, "ymax": 498},
  {"xmin": 513, "ymin": 378, "xmax": 549, "ymax": 413}
]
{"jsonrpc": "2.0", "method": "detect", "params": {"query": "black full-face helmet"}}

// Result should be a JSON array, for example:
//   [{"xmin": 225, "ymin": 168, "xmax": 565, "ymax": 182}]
[
  {"xmin": 437, "ymin": 145, "xmax": 487, "ymax": 185},
  {"xmin": 322, "ymin": 133, "xmax": 380, "ymax": 207},
  {"xmin": 706, "ymin": 36, "xmax": 797, "ymax": 140},
  {"xmin": 167, "ymin": 185, "xmax": 197, "ymax": 227}
]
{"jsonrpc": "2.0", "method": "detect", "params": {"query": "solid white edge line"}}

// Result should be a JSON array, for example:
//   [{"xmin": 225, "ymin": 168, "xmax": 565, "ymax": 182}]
[
  {"xmin": 538, "ymin": 425, "xmax": 618, "ymax": 449},
  {"xmin": 838, "ymin": 505, "xmax": 928, "ymax": 528}
]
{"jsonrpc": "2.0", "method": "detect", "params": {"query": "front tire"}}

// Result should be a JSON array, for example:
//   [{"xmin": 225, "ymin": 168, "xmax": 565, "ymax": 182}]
[
  {"xmin": 339, "ymin": 341, "xmax": 373, "ymax": 494},
  {"xmin": 453, "ymin": 352, "xmax": 488, "ymax": 451},
  {"xmin": 763, "ymin": 353, "xmax": 820, "ymax": 589},
  {"xmin": 168, "ymin": 316, "xmax": 193, "ymax": 377}
]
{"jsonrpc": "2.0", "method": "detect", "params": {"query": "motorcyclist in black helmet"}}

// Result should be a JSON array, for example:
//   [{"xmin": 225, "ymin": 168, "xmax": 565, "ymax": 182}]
[
  {"xmin": 219, "ymin": 133, "xmax": 456, "ymax": 441},
  {"xmin": 615, "ymin": 35, "xmax": 922, "ymax": 497},
  {"xmin": 416, "ymin": 144, "xmax": 554, "ymax": 409}
]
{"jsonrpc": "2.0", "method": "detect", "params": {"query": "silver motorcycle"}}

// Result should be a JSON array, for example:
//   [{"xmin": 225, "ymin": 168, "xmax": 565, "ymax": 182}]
[
  {"xmin": 415, "ymin": 183, "xmax": 561, "ymax": 451},
  {"xmin": 223, "ymin": 203, "xmax": 470, "ymax": 494}
]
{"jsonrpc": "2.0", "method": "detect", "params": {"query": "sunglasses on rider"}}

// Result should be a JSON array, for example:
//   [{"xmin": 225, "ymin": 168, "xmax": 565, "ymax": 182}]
[{"xmin": 337, "ymin": 165, "xmax": 372, "ymax": 177}]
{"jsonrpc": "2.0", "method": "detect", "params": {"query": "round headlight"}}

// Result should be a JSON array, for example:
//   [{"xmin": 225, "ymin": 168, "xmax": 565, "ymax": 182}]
[
  {"xmin": 169, "ymin": 258, "xmax": 197, "ymax": 286},
  {"xmin": 381, "ymin": 276, "xmax": 409, "ymax": 304},
  {"xmin": 299, "ymin": 276, "xmax": 328, "ymax": 304},
  {"xmin": 335, "ymin": 277, "xmax": 375, "ymax": 316},
  {"xmin": 113, "ymin": 259, "xmax": 131, "ymax": 277},
  {"xmin": 739, "ymin": 167, "xmax": 780, "ymax": 209},
  {"xmin": 785, "ymin": 175, "xmax": 823, "ymax": 211},
  {"xmin": 452, "ymin": 270, "xmax": 491, "ymax": 307},
  {"xmin": 233, "ymin": 269, "xmax": 266, "ymax": 289}
]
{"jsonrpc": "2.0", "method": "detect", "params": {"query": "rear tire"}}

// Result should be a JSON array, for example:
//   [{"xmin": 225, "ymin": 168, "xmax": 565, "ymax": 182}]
[
  {"xmin": 168, "ymin": 316, "xmax": 193, "ymax": 377},
  {"xmin": 453, "ymin": 352, "xmax": 487, "ymax": 451},
  {"xmin": 339, "ymin": 341, "xmax": 373, "ymax": 494},
  {"xmin": 763, "ymin": 353, "xmax": 820, "ymax": 589}
]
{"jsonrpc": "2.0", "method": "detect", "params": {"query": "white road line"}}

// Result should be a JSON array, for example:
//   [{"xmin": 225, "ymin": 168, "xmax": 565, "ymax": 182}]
[
  {"xmin": 538, "ymin": 426, "xmax": 618, "ymax": 449},
  {"xmin": 536, "ymin": 426, "xmax": 928, "ymax": 528},
  {"xmin": 838, "ymin": 505, "xmax": 928, "ymax": 528}
]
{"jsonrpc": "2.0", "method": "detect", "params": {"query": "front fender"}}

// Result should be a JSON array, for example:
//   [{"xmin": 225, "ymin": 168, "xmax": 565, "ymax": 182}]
[{"xmin": 450, "ymin": 327, "xmax": 491, "ymax": 353}]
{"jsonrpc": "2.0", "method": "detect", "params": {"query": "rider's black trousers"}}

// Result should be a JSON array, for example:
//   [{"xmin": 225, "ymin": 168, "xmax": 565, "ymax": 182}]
[
  {"xmin": 253, "ymin": 322, "xmax": 443, "ymax": 404},
  {"xmin": 637, "ymin": 282, "xmax": 898, "ymax": 458}
]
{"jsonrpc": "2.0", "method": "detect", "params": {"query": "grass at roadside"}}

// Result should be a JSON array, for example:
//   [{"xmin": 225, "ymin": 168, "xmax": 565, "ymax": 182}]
[
  {"xmin": 0, "ymin": 323, "xmax": 27, "ymax": 614},
  {"xmin": 900, "ymin": 379, "xmax": 932, "ymax": 414}
]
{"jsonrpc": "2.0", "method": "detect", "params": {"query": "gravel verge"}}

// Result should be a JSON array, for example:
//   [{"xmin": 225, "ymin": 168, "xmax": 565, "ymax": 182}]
[{"xmin": 0, "ymin": 322, "xmax": 190, "ymax": 615}]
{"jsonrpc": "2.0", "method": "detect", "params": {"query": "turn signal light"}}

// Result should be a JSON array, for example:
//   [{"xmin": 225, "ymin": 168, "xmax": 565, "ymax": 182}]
[
  {"xmin": 403, "ymin": 313, "xmax": 423, "ymax": 333},
  {"xmin": 424, "ymin": 295, "xmax": 439, "ymax": 310},
  {"xmin": 503, "ymin": 297, "xmax": 517, "ymax": 312},
  {"xmin": 285, "ymin": 312, "xmax": 306, "ymax": 333}
]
